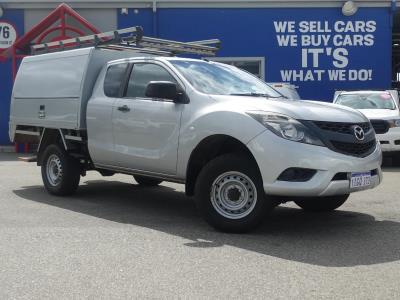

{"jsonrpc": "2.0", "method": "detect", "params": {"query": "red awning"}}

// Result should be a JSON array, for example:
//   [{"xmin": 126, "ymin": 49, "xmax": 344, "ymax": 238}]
[{"xmin": 0, "ymin": 3, "xmax": 99, "ymax": 59}]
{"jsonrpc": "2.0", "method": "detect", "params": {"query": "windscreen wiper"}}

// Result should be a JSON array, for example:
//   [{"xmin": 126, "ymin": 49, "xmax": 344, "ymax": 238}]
[
  {"xmin": 270, "ymin": 95, "xmax": 288, "ymax": 99},
  {"xmin": 230, "ymin": 92, "xmax": 288, "ymax": 99},
  {"xmin": 230, "ymin": 92, "xmax": 268, "ymax": 97}
]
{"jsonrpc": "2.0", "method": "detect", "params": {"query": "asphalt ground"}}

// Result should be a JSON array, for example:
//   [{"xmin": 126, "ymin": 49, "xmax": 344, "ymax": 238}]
[{"xmin": 0, "ymin": 153, "xmax": 399, "ymax": 299}]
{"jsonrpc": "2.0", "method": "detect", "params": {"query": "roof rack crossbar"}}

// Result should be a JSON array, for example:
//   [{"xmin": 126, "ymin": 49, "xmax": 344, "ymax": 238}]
[
  {"xmin": 31, "ymin": 26, "xmax": 142, "ymax": 53},
  {"xmin": 97, "ymin": 44, "xmax": 172, "ymax": 56},
  {"xmin": 138, "ymin": 38, "xmax": 218, "ymax": 55},
  {"xmin": 30, "ymin": 26, "xmax": 220, "ymax": 56},
  {"xmin": 140, "ymin": 36, "xmax": 218, "ymax": 51},
  {"xmin": 186, "ymin": 39, "xmax": 221, "ymax": 46}
]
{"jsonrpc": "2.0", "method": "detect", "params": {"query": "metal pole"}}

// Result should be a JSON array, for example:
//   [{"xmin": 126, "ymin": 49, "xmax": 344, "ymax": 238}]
[
  {"xmin": 11, "ymin": 46, "xmax": 20, "ymax": 152},
  {"xmin": 152, "ymin": 0, "xmax": 158, "ymax": 37}
]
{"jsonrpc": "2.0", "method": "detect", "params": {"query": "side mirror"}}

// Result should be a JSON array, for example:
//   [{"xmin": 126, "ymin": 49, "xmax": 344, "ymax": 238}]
[{"xmin": 145, "ymin": 81, "xmax": 186, "ymax": 103}]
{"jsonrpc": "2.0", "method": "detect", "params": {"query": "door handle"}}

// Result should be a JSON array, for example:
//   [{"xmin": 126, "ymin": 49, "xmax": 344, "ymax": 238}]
[
  {"xmin": 117, "ymin": 105, "xmax": 130, "ymax": 112},
  {"xmin": 38, "ymin": 105, "xmax": 45, "ymax": 119}
]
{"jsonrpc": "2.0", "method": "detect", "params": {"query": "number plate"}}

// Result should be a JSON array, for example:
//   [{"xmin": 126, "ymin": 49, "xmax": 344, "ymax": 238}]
[{"xmin": 350, "ymin": 172, "xmax": 371, "ymax": 189}]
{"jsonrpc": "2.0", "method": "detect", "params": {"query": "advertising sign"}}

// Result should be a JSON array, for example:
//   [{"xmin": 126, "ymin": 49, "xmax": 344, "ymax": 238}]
[
  {"xmin": 120, "ymin": 7, "xmax": 391, "ymax": 101},
  {"xmin": 265, "ymin": 9, "xmax": 391, "ymax": 100},
  {"xmin": 274, "ymin": 20, "xmax": 376, "ymax": 83},
  {"xmin": 0, "ymin": 22, "xmax": 17, "ymax": 49}
]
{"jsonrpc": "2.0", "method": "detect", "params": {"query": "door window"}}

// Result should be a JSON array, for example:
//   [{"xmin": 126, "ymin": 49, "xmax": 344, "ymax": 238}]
[
  {"xmin": 104, "ymin": 63, "xmax": 128, "ymax": 97},
  {"xmin": 126, "ymin": 63, "xmax": 176, "ymax": 98}
]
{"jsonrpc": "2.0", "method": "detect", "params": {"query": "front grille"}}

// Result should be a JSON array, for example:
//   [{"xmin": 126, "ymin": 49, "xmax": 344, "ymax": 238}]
[
  {"xmin": 313, "ymin": 121, "xmax": 370, "ymax": 134},
  {"xmin": 308, "ymin": 120, "xmax": 377, "ymax": 157},
  {"xmin": 370, "ymin": 120, "xmax": 389, "ymax": 134},
  {"xmin": 331, "ymin": 169, "xmax": 378, "ymax": 181},
  {"xmin": 332, "ymin": 172, "xmax": 348, "ymax": 181},
  {"xmin": 330, "ymin": 140, "xmax": 376, "ymax": 157}
]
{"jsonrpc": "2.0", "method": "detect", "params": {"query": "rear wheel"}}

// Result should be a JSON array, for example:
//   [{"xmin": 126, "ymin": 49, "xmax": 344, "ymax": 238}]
[
  {"xmin": 194, "ymin": 154, "xmax": 275, "ymax": 232},
  {"xmin": 41, "ymin": 144, "xmax": 81, "ymax": 196},
  {"xmin": 294, "ymin": 194, "xmax": 349, "ymax": 212},
  {"xmin": 134, "ymin": 175, "xmax": 163, "ymax": 186}
]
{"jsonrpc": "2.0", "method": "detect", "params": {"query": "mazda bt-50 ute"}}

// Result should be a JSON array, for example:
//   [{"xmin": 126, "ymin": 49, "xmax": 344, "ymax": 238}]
[{"xmin": 9, "ymin": 28, "xmax": 382, "ymax": 232}]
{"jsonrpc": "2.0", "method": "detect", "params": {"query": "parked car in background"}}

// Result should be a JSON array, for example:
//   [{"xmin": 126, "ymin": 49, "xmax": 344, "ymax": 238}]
[
  {"xmin": 268, "ymin": 83, "xmax": 301, "ymax": 100},
  {"xmin": 333, "ymin": 90, "xmax": 400, "ymax": 159}
]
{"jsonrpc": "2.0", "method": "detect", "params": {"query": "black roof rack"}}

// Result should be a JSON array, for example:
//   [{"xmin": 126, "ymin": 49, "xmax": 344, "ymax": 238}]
[{"xmin": 31, "ymin": 26, "xmax": 220, "ymax": 56}]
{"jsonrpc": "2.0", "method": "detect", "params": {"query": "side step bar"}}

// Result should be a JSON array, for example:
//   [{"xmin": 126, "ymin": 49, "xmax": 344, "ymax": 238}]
[{"xmin": 18, "ymin": 156, "xmax": 37, "ymax": 163}]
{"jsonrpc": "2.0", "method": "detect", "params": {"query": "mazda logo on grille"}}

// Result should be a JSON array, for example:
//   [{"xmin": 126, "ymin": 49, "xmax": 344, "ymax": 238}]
[{"xmin": 353, "ymin": 125, "xmax": 365, "ymax": 141}]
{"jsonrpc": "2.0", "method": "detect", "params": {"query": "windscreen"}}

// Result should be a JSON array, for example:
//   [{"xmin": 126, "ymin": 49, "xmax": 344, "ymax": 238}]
[
  {"xmin": 170, "ymin": 60, "xmax": 282, "ymax": 97},
  {"xmin": 336, "ymin": 92, "xmax": 396, "ymax": 110}
]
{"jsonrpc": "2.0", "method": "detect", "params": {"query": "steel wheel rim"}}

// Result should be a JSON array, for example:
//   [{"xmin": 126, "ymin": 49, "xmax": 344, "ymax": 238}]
[
  {"xmin": 46, "ymin": 154, "xmax": 63, "ymax": 186},
  {"xmin": 210, "ymin": 171, "xmax": 257, "ymax": 219}
]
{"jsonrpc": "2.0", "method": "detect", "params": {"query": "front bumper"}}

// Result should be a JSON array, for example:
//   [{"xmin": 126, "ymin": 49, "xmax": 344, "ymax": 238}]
[
  {"xmin": 247, "ymin": 130, "xmax": 382, "ymax": 197},
  {"xmin": 376, "ymin": 127, "xmax": 400, "ymax": 152}
]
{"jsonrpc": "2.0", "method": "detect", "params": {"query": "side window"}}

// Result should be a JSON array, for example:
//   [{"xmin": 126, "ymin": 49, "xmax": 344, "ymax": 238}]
[
  {"xmin": 104, "ymin": 63, "xmax": 128, "ymax": 97},
  {"xmin": 126, "ymin": 63, "xmax": 176, "ymax": 98}
]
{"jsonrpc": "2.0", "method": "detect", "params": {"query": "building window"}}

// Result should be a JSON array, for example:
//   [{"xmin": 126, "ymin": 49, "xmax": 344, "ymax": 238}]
[{"xmin": 206, "ymin": 57, "xmax": 265, "ymax": 79}]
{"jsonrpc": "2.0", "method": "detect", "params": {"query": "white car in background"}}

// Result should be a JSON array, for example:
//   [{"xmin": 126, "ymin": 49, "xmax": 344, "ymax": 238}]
[{"xmin": 333, "ymin": 90, "xmax": 400, "ymax": 156}]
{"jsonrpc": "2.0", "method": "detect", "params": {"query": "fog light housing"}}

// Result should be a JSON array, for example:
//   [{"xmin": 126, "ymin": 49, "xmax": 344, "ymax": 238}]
[{"xmin": 277, "ymin": 168, "xmax": 317, "ymax": 182}]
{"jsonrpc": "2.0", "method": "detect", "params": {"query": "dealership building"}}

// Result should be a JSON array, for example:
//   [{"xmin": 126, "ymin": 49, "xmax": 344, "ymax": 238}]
[{"xmin": 0, "ymin": 0, "xmax": 398, "ymax": 147}]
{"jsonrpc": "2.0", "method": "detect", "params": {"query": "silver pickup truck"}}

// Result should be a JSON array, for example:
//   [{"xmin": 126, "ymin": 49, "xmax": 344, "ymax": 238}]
[{"xmin": 9, "ymin": 32, "xmax": 382, "ymax": 232}]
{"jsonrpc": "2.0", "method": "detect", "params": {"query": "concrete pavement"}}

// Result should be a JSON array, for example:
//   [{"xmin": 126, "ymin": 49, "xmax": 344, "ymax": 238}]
[{"xmin": 0, "ymin": 153, "xmax": 399, "ymax": 299}]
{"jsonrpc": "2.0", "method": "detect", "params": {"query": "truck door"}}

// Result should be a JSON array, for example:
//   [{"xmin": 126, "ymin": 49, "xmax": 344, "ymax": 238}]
[
  {"xmin": 87, "ymin": 62, "xmax": 129, "ymax": 166},
  {"xmin": 112, "ymin": 62, "xmax": 183, "ymax": 175}
]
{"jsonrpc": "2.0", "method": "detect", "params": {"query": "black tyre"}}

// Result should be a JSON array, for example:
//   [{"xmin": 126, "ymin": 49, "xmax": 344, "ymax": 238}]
[
  {"xmin": 41, "ymin": 144, "xmax": 81, "ymax": 196},
  {"xmin": 294, "ymin": 194, "xmax": 349, "ymax": 212},
  {"xmin": 134, "ymin": 175, "xmax": 163, "ymax": 186},
  {"xmin": 391, "ymin": 153, "xmax": 400, "ymax": 166},
  {"xmin": 194, "ymin": 154, "xmax": 275, "ymax": 233}
]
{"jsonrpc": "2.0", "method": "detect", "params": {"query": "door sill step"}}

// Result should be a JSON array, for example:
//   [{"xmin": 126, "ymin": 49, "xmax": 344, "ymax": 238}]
[{"xmin": 18, "ymin": 156, "xmax": 37, "ymax": 162}]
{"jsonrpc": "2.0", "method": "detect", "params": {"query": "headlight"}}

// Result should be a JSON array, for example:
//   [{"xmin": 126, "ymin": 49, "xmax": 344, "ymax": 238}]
[
  {"xmin": 388, "ymin": 119, "xmax": 400, "ymax": 128},
  {"xmin": 247, "ymin": 111, "xmax": 324, "ymax": 146}
]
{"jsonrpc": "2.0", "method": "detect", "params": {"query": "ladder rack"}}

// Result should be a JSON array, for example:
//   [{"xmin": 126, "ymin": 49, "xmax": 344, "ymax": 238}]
[{"xmin": 31, "ymin": 26, "xmax": 220, "ymax": 56}]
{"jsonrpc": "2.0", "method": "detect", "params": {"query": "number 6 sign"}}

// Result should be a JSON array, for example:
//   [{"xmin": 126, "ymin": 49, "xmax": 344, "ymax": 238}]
[{"xmin": 0, "ymin": 22, "xmax": 17, "ymax": 49}]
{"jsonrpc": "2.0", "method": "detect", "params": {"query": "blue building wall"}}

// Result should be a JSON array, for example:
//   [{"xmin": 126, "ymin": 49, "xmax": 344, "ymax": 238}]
[
  {"xmin": 0, "ymin": 6, "xmax": 392, "ymax": 145},
  {"xmin": 119, "ymin": 7, "xmax": 392, "ymax": 101},
  {"xmin": 0, "ymin": 10, "xmax": 24, "ymax": 145}
]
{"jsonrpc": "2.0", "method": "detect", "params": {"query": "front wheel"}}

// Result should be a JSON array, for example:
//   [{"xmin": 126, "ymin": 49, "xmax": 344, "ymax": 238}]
[
  {"xmin": 41, "ymin": 144, "xmax": 81, "ymax": 196},
  {"xmin": 294, "ymin": 194, "xmax": 349, "ymax": 212},
  {"xmin": 195, "ymin": 154, "xmax": 275, "ymax": 233}
]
